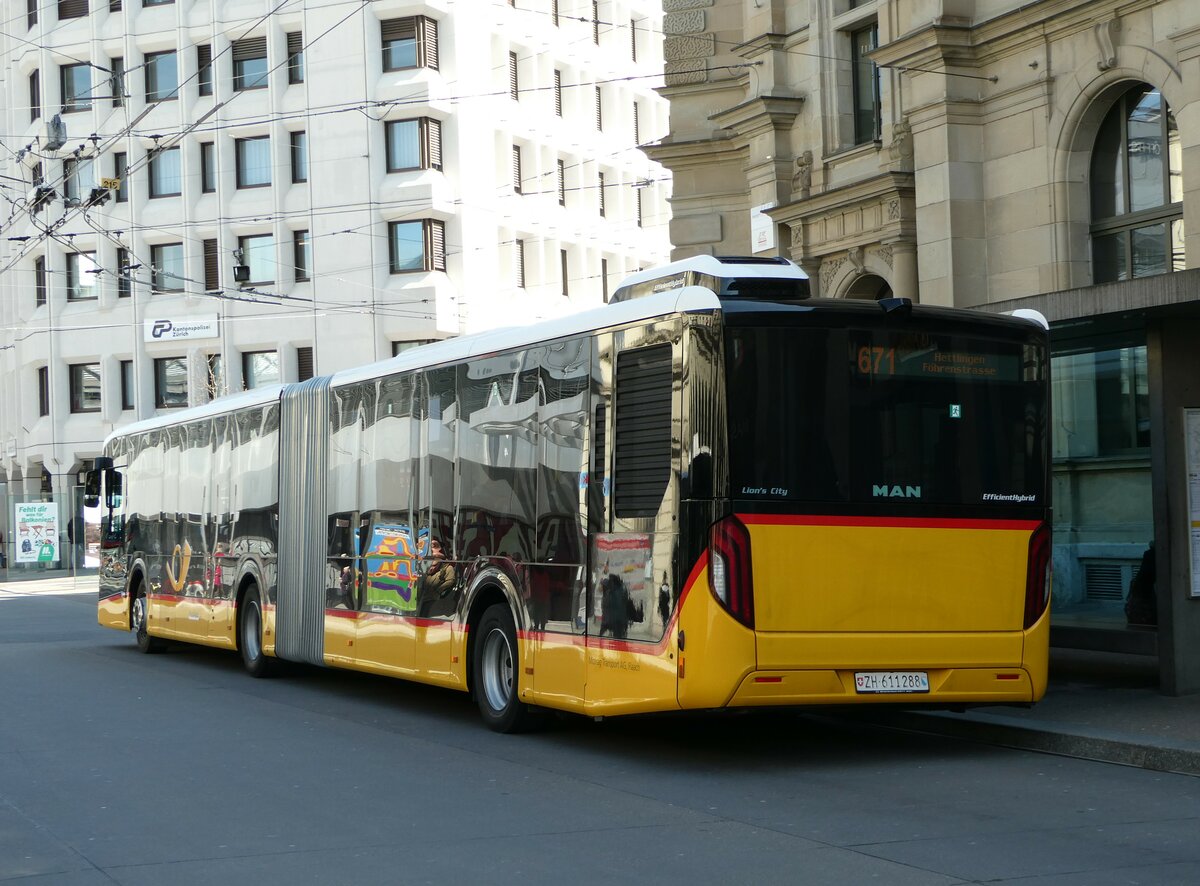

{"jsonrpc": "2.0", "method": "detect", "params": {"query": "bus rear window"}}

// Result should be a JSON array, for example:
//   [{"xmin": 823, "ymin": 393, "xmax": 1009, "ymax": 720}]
[{"xmin": 725, "ymin": 325, "xmax": 1047, "ymax": 510}]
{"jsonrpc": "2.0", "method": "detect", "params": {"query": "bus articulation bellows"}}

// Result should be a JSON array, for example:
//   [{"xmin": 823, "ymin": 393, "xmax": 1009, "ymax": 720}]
[{"xmin": 89, "ymin": 256, "xmax": 1051, "ymax": 732}]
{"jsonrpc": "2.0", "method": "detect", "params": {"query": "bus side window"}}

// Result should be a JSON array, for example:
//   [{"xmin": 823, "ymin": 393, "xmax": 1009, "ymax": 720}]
[
  {"xmin": 101, "ymin": 470, "xmax": 125, "ymax": 547},
  {"xmin": 106, "ymin": 469, "xmax": 123, "ymax": 509}
]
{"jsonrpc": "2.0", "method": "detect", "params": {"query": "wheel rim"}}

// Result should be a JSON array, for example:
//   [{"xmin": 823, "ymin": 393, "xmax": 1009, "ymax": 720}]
[
  {"xmin": 132, "ymin": 595, "xmax": 146, "ymax": 636},
  {"xmin": 480, "ymin": 626, "xmax": 513, "ymax": 713},
  {"xmin": 244, "ymin": 602, "xmax": 261, "ymax": 662}
]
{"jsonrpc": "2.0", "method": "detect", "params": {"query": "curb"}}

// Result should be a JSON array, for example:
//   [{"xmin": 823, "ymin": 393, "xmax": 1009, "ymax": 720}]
[{"xmin": 855, "ymin": 710, "xmax": 1200, "ymax": 777}]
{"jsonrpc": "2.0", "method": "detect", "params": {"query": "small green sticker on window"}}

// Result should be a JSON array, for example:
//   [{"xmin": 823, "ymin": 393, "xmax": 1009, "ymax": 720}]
[{"xmin": 950, "ymin": 404, "xmax": 962, "ymax": 418}]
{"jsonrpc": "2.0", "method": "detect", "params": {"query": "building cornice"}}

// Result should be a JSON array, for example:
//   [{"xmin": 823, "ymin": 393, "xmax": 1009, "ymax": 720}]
[
  {"xmin": 709, "ymin": 94, "xmax": 805, "ymax": 140},
  {"xmin": 642, "ymin": 135, "xmax": 744, "ymax": 168},
  {"xmin": 770, "ymin": 171, "xmax": 915, "ymax": 227}
]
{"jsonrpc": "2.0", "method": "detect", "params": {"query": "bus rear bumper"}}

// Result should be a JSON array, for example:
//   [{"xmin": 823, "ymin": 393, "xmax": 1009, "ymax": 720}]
[{"xmin": 728, "ymin": 666, "xmax": 1036, "ymax": 706}]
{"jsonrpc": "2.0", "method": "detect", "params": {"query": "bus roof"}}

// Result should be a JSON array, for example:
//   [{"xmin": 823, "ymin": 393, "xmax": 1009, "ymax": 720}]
[{"xmin": 103, "ymin": 286, "xmax": 1048, "ymax": 451}]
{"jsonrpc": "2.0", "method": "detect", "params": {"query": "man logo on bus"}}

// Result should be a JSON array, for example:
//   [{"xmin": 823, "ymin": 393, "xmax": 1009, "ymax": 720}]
[{"xmin": 873, "ymin": 484, "xmax": 922, "ymax": 499}]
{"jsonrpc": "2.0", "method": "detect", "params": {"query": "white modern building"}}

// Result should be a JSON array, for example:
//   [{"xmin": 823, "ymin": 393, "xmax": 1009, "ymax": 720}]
[{"xmin": 0, "ymin": 0, "xmax": 671, "ymax": 514}]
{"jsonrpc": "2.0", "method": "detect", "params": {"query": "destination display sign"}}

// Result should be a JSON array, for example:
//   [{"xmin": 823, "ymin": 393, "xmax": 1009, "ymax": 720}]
[{"xmin": 850, "ymin": 333, "xmax": 1021, "ymax": 382}]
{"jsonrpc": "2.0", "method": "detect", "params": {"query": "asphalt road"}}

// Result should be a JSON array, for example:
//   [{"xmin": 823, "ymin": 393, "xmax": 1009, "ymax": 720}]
[{"xmin": 3, "ymin": 584, "xmax": 1200, "ymax": 885}]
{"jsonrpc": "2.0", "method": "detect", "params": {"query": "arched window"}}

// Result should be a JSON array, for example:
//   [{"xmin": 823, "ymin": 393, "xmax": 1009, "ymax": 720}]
[{"xmin": 1090, "ymin": 84, "xmax": 1183, "ymax": 282}]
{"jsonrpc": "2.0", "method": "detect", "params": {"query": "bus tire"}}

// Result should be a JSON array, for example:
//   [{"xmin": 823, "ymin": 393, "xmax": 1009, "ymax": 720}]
[
  {"xmin": 239, "ymin": 589, "xmax": 273, "ymax": 678},
  {"xmin": 473, "ymin": 603, "xmax": 544, "ymax": 733},
  {"xmin": 132, "ymin": 582, "xmax": 164, "ymax": 654}
]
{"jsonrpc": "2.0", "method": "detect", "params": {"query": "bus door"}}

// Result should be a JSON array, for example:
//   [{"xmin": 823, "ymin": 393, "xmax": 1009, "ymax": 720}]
[
  {"xmin": 524, "ymin": 337, "xmax": 590, "ymax": 707},
  {"xmin": 209, "ymin": 416, "xmax": 237, "ymax": 646},
  {"xmin": 585, "ymin": 323, "xmax": 681, "ymax": 714},
  {"xmin": 178, "ymin": 421, "xmax": 215, "ymax": 642},
  {"xmin": 92, "ymin": 462, "xmax": 129, "ymax": 631}
]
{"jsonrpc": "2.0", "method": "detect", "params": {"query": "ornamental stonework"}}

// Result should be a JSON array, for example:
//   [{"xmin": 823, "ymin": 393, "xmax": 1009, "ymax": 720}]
[
  {"xmin": 664, "ymin": 10, "xmax": 705, "ymax": 35},
  {"xmin": 663, "ymin": 0, "xmax": 713, "ymax": 10},
  {"xmin": 664, "ymin": 34, "xmax": 716, "ymax": 62},
  {"xmin": 665, "ymin": 60, "xmax": 707, "ymax": 85},
  {"xmin": 821, "ymin": 257, "xmax": 846, "ymax": 291}
]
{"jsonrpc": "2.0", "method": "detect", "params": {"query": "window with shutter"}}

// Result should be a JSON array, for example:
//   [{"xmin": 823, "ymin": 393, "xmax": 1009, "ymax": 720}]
[
  {"xmin": 592, "ymin": 1, "xmax": 599, "ymax": 44},
  {"xmin": 598, "ymin": 172, "xmax": 605, "ymax": 216},
  {"xmin": 426, "ymin": 219, "xmax": 446, "ymax": 271},
  {"xmin": 233, "ymin": 37, "xmax": 268, "ymax": 90},
  {"xmin": 631, "ymin": 18, "xmax": 637, "ymax": 61},
  {"xmin": 28, "ymin": 0, "xmax": 37, "ymax": 29},
  {"xmin": 197, "ymin": 44, "xmax": 212, "ymax": 95},
  {"xmin": 58, "ymin": 0, "xmax": 88, "ymax": 21},
  {"xmin": 203, "ymin": 239, "xmax": 219, "ymax": 291},
  {"xmin": 109, "ymin": 0, "xmax": 121, "ymax": 10},
  {"xmin": 554, "ymin": 70, "xmax": 562, "ymax": 116},
  {"xmin": 515, "ymin": 239, "xmax": 525, "ymax": 288},
  {"xmin": 287, "ymin": 32, "xmax": 304, "ymax": 83},
  {"xmin": 560, "ymin": 249, "xmax": 569, "ymax": 296},
  {"xmin": 595, "ymin": 85, "xmax": 602, "ymax": 130},
  {"xmin": 557, "ymin": 159, "xmax": 565, "ymax": 205},
  {"xmin": 389, "ymin": 219, "xmax": 445, "ymax": 272},
  {"xmin": 509, "ymin": 52, "xmax": 519, "ymax": 100},
  {"xmin": 613, "ymin": 344, "xmax": 673, "ymax": 517},
  {"xmin": 296, "ymin": 346, "xmax": 314, "ymax": 382},
  {"xmin": 382, "ymin": 17, "xmax": 437, "ymax": 71},
  {"xmin": 422, "ymin": 18, "xmax": 439, "ymax": 70},
  {"xmin": 633, "ymin": 102, "xmax": 640, "ymax": 144},
  {"xmin": 424, "ymin": 118, "xmax": 442, "ymax": 170}
]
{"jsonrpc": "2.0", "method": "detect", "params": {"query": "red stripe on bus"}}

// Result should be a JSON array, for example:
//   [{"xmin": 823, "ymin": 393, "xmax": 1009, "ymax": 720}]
[{"xmin": 738, "ymin": 514, "xmax": 1042, "ymax": 531}]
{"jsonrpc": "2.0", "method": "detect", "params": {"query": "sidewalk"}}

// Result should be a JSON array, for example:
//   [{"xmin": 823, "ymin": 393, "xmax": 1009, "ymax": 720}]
[
  {"xmin": 6, "ymin": 573, "xmax": 1198, "ymax": 773},
  {"xmin": 856, "ymin": 647, "xmax": 1200, "ymax": 776}
]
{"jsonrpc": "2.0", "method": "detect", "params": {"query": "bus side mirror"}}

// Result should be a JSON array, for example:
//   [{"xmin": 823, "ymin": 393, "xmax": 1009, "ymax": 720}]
[{"xmin": 83, "ymin": 470, "xmax": 101, "ymax": 508}]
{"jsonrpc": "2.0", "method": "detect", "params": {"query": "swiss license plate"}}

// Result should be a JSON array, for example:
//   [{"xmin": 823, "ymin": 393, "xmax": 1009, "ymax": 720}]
[{"xmin": 854, "ymin": 671, "xmax": 930, "ymax": 694}]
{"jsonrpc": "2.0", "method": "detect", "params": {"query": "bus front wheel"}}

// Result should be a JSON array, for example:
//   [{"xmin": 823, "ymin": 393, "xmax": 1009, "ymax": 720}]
[
  {"xmin": 132, "ymin": 583, "xmax": 164, "ymax": 654},
  {"xmin": 239, "ymin": 590, "xmax": 273, "ymax": 678},
  {"xmin": 473, "ymin": 604, "xmax": 543, "ymax": 733}
]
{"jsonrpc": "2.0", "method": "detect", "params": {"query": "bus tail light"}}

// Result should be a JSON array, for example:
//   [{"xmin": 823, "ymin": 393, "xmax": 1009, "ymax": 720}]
[
  {"xmin": 1023, "ymin": 521, "xmax": 1052, "ymax": 629},
  {"xmin": 709, "ymin": 515, "xmax": 754, "ymax": 629}
]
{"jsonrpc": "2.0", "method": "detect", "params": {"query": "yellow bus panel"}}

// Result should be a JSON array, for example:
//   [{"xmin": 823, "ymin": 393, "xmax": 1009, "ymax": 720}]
[{"xmin": 746, "ymin": 518, "xmax": 1037, "ymax": 633}]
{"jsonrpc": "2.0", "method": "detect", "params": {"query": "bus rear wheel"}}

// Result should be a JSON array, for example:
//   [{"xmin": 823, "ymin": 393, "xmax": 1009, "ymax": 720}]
[
  {"xmin": 239, "ymin": 589, "xmax": 273, "ymax": 678},
  {"xmin": 473, "ymin": 603, "xmax": 543, "ymax": 733},
  {"xmin": 132, "ymin": 583, "xmax": 164, "ymax": 654}
]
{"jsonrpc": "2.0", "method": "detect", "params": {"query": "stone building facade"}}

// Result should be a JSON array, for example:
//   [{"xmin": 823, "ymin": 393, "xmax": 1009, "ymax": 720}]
[{"xmin": 649, "ymin": 0, "xmax": 1200, "ymax": 692}]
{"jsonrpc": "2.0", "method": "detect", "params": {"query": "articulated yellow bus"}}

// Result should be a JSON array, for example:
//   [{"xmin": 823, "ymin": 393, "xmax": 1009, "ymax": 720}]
[{"xmin": 89, "ymin": 256, "xmax": 1051, "ymax": 732}]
